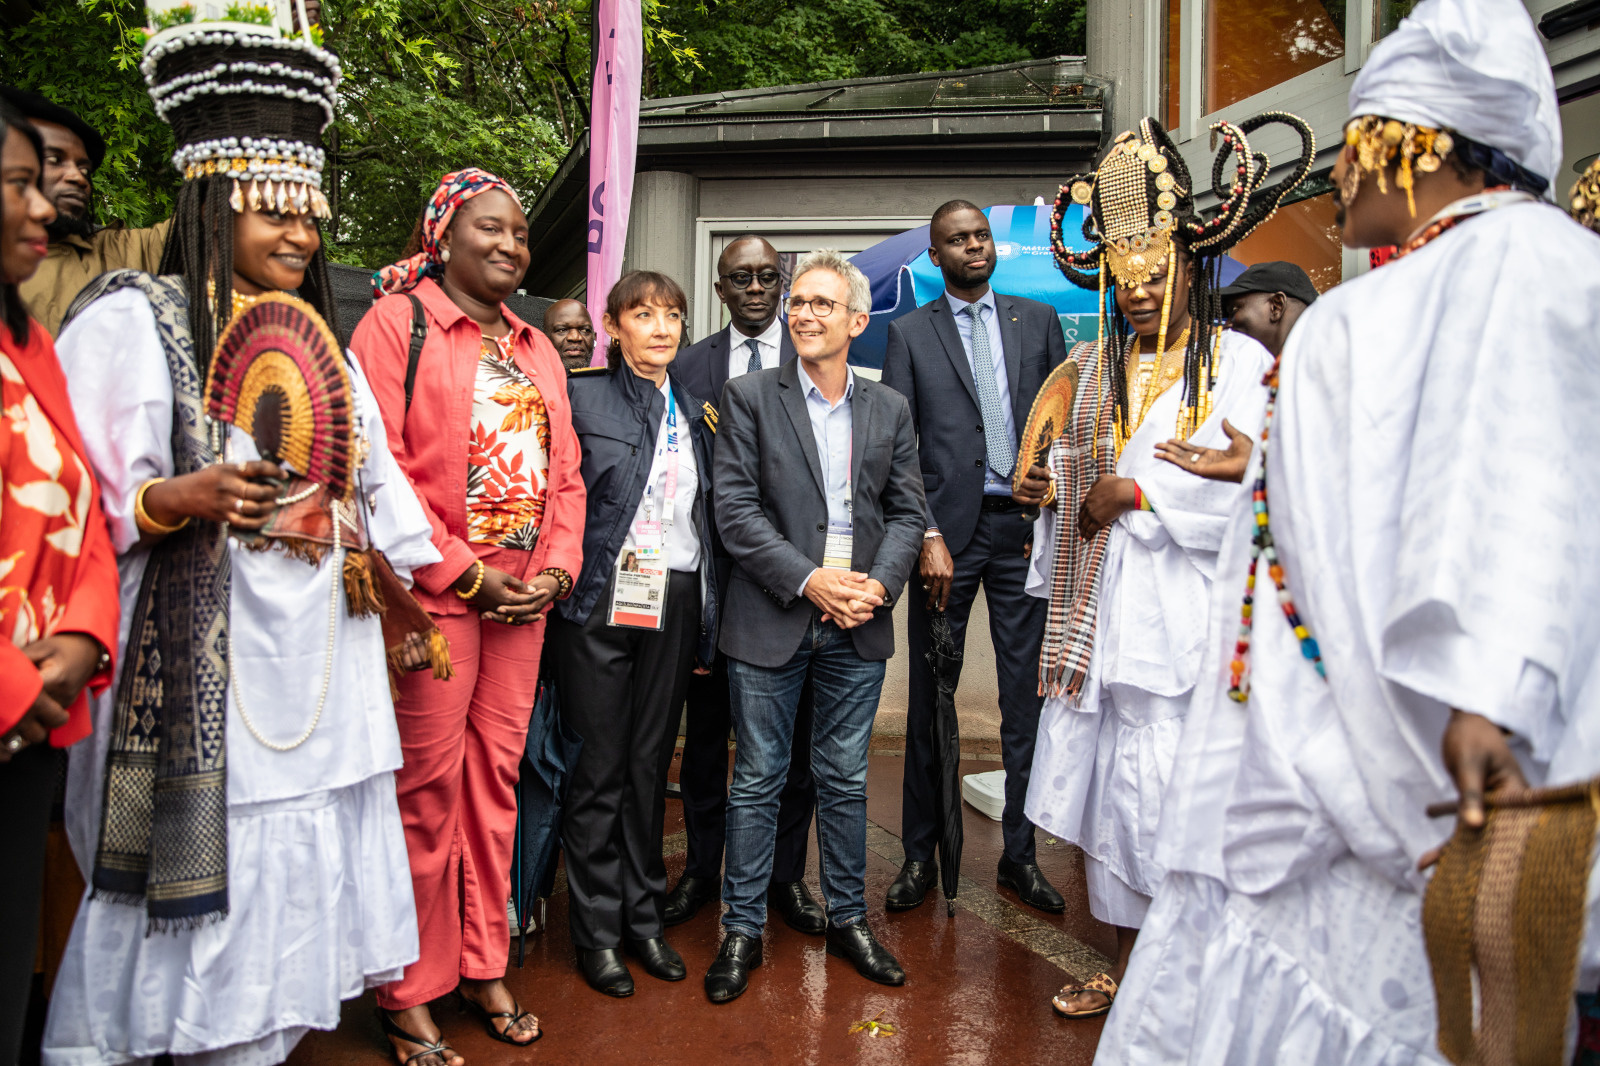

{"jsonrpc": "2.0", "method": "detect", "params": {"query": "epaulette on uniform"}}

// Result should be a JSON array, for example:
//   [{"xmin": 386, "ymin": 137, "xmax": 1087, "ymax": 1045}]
[
  {"xmin": 701, "ymin": 401, "xmax": 718, "ymax": 433},
  {"xmin": 567, "ymin": 365, "xmax": 609, "ymax": 377}
]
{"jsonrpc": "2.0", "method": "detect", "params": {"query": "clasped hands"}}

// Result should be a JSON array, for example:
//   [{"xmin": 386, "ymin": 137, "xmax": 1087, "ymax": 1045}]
[
  {"xmin": 455, "ymin": 563, "xmax": 561, "ymax": 627},
  {"xmin": 1, "ymin": 633, "xmax": 104, "ymax": 762},
  {"xmin": 805, "ymin": 569, "xmax": 886, "ymax": 630}
]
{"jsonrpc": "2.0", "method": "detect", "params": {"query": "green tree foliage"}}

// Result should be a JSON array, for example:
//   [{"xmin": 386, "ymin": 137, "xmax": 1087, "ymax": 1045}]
[{"xmin": 3, "ymin": 0, "xmax": 1082, "ymax": 266}]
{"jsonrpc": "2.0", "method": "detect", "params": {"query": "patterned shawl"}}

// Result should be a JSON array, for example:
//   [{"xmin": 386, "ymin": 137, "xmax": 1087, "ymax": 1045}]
[
  {"xmin": 1038, "ymin": 339, "xmax": 1118, "ymax": 698},
  {"xmin": 64, "ymin": 270, "xmax": 233, "ymax": 929}
]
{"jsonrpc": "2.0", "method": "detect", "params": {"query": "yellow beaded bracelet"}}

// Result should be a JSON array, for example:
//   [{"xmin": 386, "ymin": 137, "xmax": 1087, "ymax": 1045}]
[
  {"xmin": 454, "ymin": 559, "xmax": 486, "ymax": 600},
  {"xmin": 134, "ymin": 478, "xmax": 192, "ymax": 536}
]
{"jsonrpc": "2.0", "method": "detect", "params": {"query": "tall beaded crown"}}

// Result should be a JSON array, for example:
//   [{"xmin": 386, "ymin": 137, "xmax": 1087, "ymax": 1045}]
[
  {"xmin": 140, "ymin": 12, "xmax": 340, "ymax": 218},
  {"xmin": 1050, "ymin": 114, "xmax": 1316, "ymax": 290}
]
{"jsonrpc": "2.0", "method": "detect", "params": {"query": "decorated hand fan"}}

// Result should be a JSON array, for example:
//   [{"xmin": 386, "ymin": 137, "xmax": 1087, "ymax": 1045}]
[
  {"xmin": 206, "ymin": 292, "xmax": 356, "ymax": 500},
  {"xmin": 1013, "ymin": 360, "xmax": 1079, "ymax": 517}
]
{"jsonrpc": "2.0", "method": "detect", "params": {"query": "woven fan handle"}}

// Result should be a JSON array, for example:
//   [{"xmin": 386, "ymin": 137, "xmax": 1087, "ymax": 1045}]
[{"xmin": 1426, "ymin": 778, "xmax": 1600, "ymax": 819}]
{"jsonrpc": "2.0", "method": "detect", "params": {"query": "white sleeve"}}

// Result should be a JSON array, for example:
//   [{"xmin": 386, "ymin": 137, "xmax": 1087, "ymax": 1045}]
[
  {"xmin": 56, "ymin": 288, "xmax": 173, "ymax": 555},
  {"xmin": 346, "ymin": 354, "xmax": 440, "ymax": 582}
]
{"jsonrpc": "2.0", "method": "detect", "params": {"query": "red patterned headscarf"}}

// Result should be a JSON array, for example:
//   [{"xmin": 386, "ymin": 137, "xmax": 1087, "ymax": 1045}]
[{"xmin": 372, "ymin": 167, "xmax": 524, "ymax": 297}]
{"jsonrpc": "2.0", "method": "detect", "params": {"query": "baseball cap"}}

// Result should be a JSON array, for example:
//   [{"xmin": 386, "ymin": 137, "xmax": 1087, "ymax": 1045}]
[
  {"xmin": 1217, "ymin": 261, "xmax": 1318, "ymax": 306},
  {"xmin": 0, "ymin": 86, "xmax": 106, "ymax": 170}
]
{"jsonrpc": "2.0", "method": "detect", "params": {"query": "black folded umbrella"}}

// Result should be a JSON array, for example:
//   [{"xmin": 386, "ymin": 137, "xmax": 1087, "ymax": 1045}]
[
  {"xmin": 924, "ymin": 610, "xmax": 965, "ymax": 917},
  {"xmin": 511, "ymin": 677, "xmax": 583, "ymax": 966}
]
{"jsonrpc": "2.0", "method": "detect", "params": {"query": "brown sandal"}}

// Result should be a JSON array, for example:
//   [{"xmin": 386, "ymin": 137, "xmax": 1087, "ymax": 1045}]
[{"xmin": 1051, "ymin": 971, "xmax": 1118, "ymax": 1019}]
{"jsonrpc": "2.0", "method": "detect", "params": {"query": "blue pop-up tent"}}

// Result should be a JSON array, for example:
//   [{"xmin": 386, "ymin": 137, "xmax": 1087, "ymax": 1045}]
[{"xmin": 847, "ymin": 203, "xmax": 1246, "ymax": 370}]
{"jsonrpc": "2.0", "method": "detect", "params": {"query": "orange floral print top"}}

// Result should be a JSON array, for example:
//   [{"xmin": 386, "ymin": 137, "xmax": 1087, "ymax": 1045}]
[{"xmin": 466, "ymin": 332, "xmax": 550, "ymax": 548}]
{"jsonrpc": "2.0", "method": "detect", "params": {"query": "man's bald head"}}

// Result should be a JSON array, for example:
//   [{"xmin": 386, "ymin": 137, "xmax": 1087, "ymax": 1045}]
[
  {"xmin": 543, "ymin": 298, "xmax": 595, "ymax": 370},
  {"xmin": 715, "ymin": 235, "xmax": 782, "ymax": 336}
]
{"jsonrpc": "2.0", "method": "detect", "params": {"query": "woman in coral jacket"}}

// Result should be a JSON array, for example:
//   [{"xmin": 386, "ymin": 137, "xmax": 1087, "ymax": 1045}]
[
  {"xmin": 0, "ymin": 100, "xmax": 118, "ymax": 1063},
  {"xmin": 353, "ymin": 168, "xmax": 585, "ymax": 1066}
]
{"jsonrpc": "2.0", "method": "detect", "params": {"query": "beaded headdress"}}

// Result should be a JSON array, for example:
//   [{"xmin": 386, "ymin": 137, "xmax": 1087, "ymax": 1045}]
[
  {"xmin": 1571, "ymin": 157, "xmax": 1600, "ymax": 234},
  {"xmin": 1049, "ymin": 113, "xmax": 1315, "ymax": 448},
  {"xmin": 141, "ymin": 22, "xmax": 340, "ymax": 218}
]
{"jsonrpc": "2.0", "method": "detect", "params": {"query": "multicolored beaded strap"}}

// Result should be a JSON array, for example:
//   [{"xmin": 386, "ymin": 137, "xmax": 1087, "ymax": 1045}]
[{"xmin": 1227, "ymin": 357, "xmax": 1324, "ymax": 702}]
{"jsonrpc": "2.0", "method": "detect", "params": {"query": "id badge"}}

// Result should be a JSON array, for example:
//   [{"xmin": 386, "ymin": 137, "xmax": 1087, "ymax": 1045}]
[
  {"xmin": 608, "ymin": 547, "xmax": 669, "ymax": 630},
  {"xmin": 822, "ymin": 520, "xmax": 853, "ymax": 570}
]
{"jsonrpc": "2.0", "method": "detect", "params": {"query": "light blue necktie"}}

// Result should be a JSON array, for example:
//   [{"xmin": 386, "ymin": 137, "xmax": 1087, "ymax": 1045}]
[
  {"xmin": 966, "ymin": 303, "xmax": 1015, "ymax": 478},
  {"xmin": 745, "ymin": 337, "xmax": 762, "ymax": 375}
]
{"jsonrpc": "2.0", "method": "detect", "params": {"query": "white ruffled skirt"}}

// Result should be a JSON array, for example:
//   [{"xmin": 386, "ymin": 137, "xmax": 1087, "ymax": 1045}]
[
  {"xmin": 1096, "ymin": 864, "xmax": 1445, "ymax": 1066},
  {"xmin": 43, "ymin": 773, "xmax": 418, "ymax": 1066}
]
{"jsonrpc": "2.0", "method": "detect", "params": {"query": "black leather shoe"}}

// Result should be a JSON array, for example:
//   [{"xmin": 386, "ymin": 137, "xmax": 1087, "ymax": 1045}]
[
  {"xmin": 769, "ymin": 881, "xmax": 827, "ymax": 935},
  {"xmin": 884, "ymin": 859, "xmax": 939, "ymax": 911},
  {"xmin": 997, "ymin": 858, "xmax": 1066, "ymax": 914},
  {"xmin": 704, "ymin": 932, "xmax": 763, "ymax": 1003},
  {"xmin": 625, "ymin": 936, "xmax": 686, "ymax": 981},
  {"xmin": 578, "ymin": 948, "xmax": 635, "ymax": 997},
  {"xmin": 825, "ymin": 921, "xmax": 906, "ymax": 986},
  {"xmin": 663, "ymin": 874, "xmax": 720, "ymax": 927}
]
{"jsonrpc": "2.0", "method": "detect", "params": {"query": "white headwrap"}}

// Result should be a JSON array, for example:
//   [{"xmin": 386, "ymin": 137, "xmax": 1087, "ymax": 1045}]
[{"xmin": 1348, "ymin": 0, "xmax": 1562, "ymax": 197}]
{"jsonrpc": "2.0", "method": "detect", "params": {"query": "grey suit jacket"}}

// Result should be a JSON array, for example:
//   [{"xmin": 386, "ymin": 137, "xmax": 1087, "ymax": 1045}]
[
  {"xmin": 713, "ymin": 358, "xmax": 927, "ymax": 667},
  {"xmin": 674, "ymin": 321, "xmax": 798, "ymax": 410},
  {"xmin": 881, "ymin": 291, "xmax": 1067, "ymax": 554}
]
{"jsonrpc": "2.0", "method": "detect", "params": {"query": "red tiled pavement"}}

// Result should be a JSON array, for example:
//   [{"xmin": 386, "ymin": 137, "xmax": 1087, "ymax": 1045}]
[{"xmin": 287, "ymin": 754, "xmax": 1113, "ymax": 1066}]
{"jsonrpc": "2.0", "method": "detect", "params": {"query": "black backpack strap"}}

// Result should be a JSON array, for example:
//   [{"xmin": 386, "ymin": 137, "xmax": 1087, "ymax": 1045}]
[{"xmin": 403, "ymin": 293, "xmax": 428, "ymax": 413}]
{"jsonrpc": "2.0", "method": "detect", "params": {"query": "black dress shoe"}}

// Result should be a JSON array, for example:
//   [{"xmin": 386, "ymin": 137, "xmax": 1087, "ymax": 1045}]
[
  {"xmin": 997, "ymin": 858, "xmax": 1066, "ymax": 914},
  {"xmin": 663, "ymin": 874, "xmax": 720, "ymax": 926},
  {"xmin": 769, "ymin": 881, "xmax": 827, "ymax": 935},
  {"xmin": 578, "ymin": 948, "xmax": 635, "ymax": 997},
  {"xmin": 625, "ymin": 936, "xmax": 687, "ymax": 981},
  {"xmin": 704, "ymin": 932, "xmax": 763, "ymax": 1003},
  {"xmin": 884, "ymin": 859, "xmax": 939, "ymax": 911},
  {"xmin": 825, "ymin": 921, "xmax": 906, "ymax": 986}
]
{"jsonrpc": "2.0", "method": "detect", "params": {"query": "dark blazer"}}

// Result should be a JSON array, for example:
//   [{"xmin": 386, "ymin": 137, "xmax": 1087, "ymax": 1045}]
[
  {"xmin": 673, "ymin": 321, "xmax": 797, "ymax": 410},
  {"xmin": 713, "ymin": 359, "xmax": 926, "ymax": 667},
  {"xmin": 881, "ymin": 291, "xmax": 1068, "ymax": 554},
  {"xmin": 560, "ymin": 364, "xmax": 720, "ymax": 665}
]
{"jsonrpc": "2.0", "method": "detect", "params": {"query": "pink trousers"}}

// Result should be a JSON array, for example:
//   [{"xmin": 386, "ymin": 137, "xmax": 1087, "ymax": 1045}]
[{"xmin": 378, "ymin": 561, "xmax": 545, "ymax": 1010}]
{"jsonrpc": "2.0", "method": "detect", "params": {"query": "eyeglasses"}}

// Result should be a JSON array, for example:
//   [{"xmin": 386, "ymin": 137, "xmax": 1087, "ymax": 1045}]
[
  {"xmin": 551, "ymin": 325, "xmax": 595, "ymax": 337},
  {"xmin": 786, "ymin": 295, "xmax": 856, "ymax": 318},
  {"xmin": 720, "ymin": 270, "xmax": 782, "ymax": 290}
]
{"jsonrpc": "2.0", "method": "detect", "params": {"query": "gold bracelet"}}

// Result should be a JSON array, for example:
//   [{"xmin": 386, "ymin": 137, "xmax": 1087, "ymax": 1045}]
[
  {"xmin": 134, "ymin": 478, "xmax": 191, "ymax": 536},
  {"xmin": 454, "ymin": 559, "xmax": 486, "ymax": 600}
]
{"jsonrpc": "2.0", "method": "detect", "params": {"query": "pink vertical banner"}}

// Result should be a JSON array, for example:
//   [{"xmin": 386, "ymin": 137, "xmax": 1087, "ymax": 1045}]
[{"xmin": 586, "ymin": 0, "xmax": 642, "ymax": 365}]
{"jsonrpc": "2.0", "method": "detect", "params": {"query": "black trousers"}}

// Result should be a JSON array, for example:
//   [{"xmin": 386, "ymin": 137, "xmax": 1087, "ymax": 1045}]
[
  {"xmin": 902, "ymin": 508, "xmax": 1047, "ymax": 866},
  {"xmin": 0, "ymin": 743, "xmax": 57, "ymax": 1066},
  {"xmin": 550, "ymin": 569, "xmax": 700, "ymax": 950},
  {"xmin": 679, "ymin": 655, "xmax": 815, "ymax": 884}
]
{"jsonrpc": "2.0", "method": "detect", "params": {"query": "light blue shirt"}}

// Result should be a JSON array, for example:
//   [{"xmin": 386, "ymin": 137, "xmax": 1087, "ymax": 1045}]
[
  {"xmin": 795, "ymin": 359, "xmax": 855, "ymax": 594},
  {"xmin": 944, "ymin": 288, "xmax": 1015, "ymax": 496}
]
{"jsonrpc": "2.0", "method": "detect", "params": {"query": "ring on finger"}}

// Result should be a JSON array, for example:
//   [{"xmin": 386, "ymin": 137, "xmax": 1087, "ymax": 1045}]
[
  {"xmin": 1190, "ymin": 454, "xmax": 1201, "ymax": 463},
  {"xmin": 236, "ymin": 498, "xmax": 247, "ymax": 514},
  {"xmin": 4, "ymin": 734, "xmax": 24, "ymax": 753}
]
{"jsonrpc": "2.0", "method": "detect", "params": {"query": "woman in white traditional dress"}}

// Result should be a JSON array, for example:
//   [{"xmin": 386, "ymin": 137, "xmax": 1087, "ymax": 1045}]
[
  {"xmin": 1013, "ymin": 113, "xmax": 1314, "ymax": 1019},
  {"xmin": 42, "ymin": 19, "xmax": 439, "ymax": 1066}
]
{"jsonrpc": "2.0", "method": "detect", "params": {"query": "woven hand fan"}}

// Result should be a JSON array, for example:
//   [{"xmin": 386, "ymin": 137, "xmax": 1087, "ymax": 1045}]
[
  {"xmin": 1012, "ymin": 360, "xmax": 1080, "ymax": 514},
  {"xmin": 206, "ymin": 292, "xmax": 356, "ymax": 500}
]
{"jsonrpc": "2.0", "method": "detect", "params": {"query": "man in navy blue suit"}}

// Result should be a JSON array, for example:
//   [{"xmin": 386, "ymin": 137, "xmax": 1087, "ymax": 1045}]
[
  {"xmin": 666, "ymin": 235, "xmax": 824, "ymax": 935},
  {"xmin": 881, "ymin": 201, "xmax": 1068, "ymax": 914}
]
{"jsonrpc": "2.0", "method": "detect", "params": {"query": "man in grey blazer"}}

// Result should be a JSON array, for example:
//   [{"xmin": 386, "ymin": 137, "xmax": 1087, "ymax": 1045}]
[
  {"xmin": 882, "ymin": 200, "xmax": 1068, "ymax": 916},
  {"xmin": 705, "ymin": 249, "xmax": 925, "ymax": 1003},
  {"xmin": 664, "ymin": 236, "xmax": 823, "ymax": 937}
]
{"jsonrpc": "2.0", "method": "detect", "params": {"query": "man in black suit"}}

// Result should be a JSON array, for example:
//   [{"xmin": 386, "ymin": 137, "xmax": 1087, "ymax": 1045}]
[
  {"xmin": 704, "ymin": 249, "xmax": 925, "ymax": 1003},
  {"xmin": 881, "ymin": 200, "xmax": 1068, "ymax": 915},
  {"xmin": 665, "ymin": 236, "xmax": 824, "ymax": 936}
]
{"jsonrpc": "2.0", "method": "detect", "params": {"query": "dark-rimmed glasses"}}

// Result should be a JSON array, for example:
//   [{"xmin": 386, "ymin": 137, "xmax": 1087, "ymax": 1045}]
[{"xmin": 720, "ymin": 270, "xmax": 782, "ymax": 290}]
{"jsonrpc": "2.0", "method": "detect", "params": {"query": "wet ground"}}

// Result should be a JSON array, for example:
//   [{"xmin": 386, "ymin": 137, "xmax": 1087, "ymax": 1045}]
[{"xmin": 288, "ymin": 753, "xmax": 1116, "ymax": 1066}]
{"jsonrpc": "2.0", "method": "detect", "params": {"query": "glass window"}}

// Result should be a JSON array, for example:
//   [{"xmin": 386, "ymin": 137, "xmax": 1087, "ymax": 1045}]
[
  {"xmin": 1204, "ymin": 0, "xmax": 1345, "ymax": 114},
  {"xmin": 1378, "ymin": 0, "xmax": 1419, "ymax": 37},
  {"xmin": 1229, "ymin": 188, "xmax": 1343, "ymax": 293}
]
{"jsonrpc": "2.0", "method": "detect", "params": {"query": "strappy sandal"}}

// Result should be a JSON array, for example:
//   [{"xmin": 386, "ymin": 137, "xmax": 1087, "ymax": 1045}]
[
  {"xmin": 377, "ymin": 1009, "xmax": 458, "ymax": 1066},
  {"xmin": 455, "ymin": 990, "xmax": 543, "ymax": 1045},
  {"xmin": 1051, "ymin": 971, "xmax": 1118, "ymax": 1019}
]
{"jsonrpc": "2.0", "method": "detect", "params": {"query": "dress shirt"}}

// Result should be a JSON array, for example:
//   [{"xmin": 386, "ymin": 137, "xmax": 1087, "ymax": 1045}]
[
  {"xmin": 795, "ymin": 358, "xmax": 856, "ymax": 595},
  {"xmin": 725, "ymin": 315, "xmax": 785, "ymax": 383},
  {"xmin": 944, "ymin": 288, "xmax": 1015, "ymax": 495},
  {"xmin": 621, "ymin": 379, "xmax": 701, "ymax": 572}
]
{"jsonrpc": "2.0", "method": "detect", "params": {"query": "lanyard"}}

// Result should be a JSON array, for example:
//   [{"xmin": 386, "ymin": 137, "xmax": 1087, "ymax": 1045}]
[{"xmin": 639, "ymin": 392, "xmax": 680, "ymax": 535}]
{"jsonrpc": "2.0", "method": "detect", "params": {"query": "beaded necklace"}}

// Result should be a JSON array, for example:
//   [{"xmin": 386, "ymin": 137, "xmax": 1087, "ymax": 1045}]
[{"xmin": 1226, "ymin": 196, "xmax": 1512, "ymax": 702}]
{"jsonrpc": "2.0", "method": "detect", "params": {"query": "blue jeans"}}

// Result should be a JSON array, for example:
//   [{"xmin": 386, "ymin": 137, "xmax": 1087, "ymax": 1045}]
[{"xmin": 722, "ymin": 619, "xmax": 886, "ymax": 938}]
